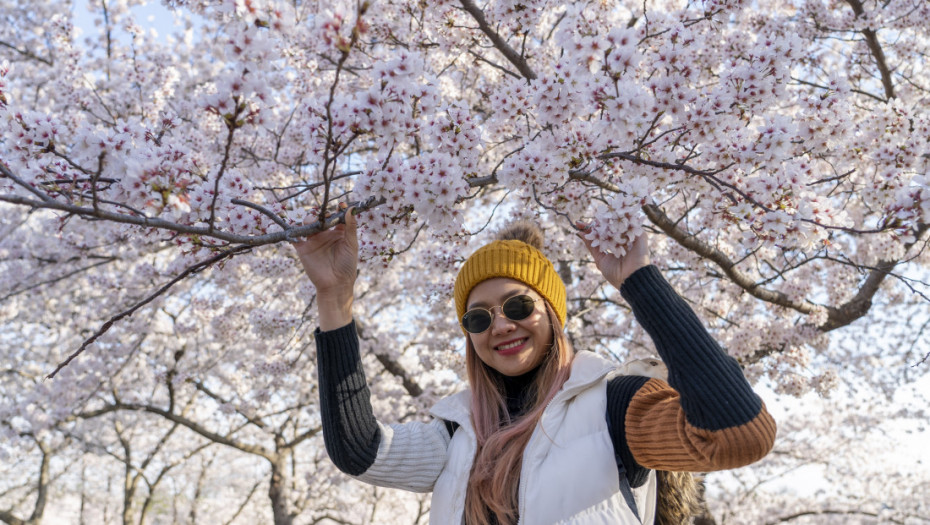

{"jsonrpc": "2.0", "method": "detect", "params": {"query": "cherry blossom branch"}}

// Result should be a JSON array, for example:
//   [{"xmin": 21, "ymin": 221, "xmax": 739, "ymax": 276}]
[
  {"xmin": 80, "ymin": 403, "xmax": 274, "ymax": 459},
  {"xmin": 253, "ymin": 170, "xmax": 361, "ymax": 197},
  {"xmin": 285, "ymin": 426, "xmax": 323, "ymax": 449},
  {"xmin": 790, "ymin": 76, "xmax": 887, "ymax": 104},
  {"xmin": 647, "ymin": 200, "xmax": 930, "ymax": 334},
  {"xmin": 31, "ymin": 439, "xmax": 50, "ymax": 524},
  {"xmin": 231, "ymin": 198, "xmax": 288, "ymax": 229},
  {"xmin": 458, "ymin": 0, "xmax": 538, "ymax": 80},
  {"xmin": 208, "ymin": 107, "xmax": 243, "ymax": 232},
  {"xmin": 319, "ymin": 3, "xmax": 365, "ymax": 226},
  {"xmin": 46, "ymin": 245, "xmax": 253, "ymax": 379},
  {"xmin": 764, "ymin": 509, "xmax": 905, "ymax": 525},
  {"xmin": 908, "ymin": 318, "xmax": 930, "ymax": 367},
  {"xmin": 642, "ymin": 203, "xmax": 820, "ymax": 316},
  {"xmin": 596, "ymin": 152, "xmax": 896, "ymax": 235},
  {"xmin": 90, "ymin": 152, "xmax": 106, "ymax": 212},
  {"xmin": 0, "ymin": 161, "xmax": 54, "ymax": 202},
  {"xmin": 0, "ymin": 432, "xmax": 51, "ymax": 525},
  {"xmin": 820, "ymin": 221, "xmax": 930, "ymax": 332},
  {"xmin": 844, "ymin": 0, "xmax": 896, "ymax": 101},
  {"xmin": 138, "ymin": 440, "xmax": 215, "ymax": 525},
  {"xmin": 466, "ymin": 49, "xmax": 521, "ymax": 79},
  {"xmin": 0, "ymin": 40, "xmax": 53, "ymax": 66},
  {"xmin": 357, "ymin": 323, "xmax": 425, "ymax": 398},
  {"xmin": 189, "ymin": 380, "xmax": 269, "ymax": 431},
  {"xmin": 0, "ymin": 193, "xmax": 385, "ymax": 246},
  {"xmin": 372, "ymin": 353, "xmax": 424, "ymax": 397},
  {"xmin": 221, "ymin": 479, "xmax": 264, "ymax": 525},
  {"xmin": 563, "ymin": 169, "xmax": 925, "ymax": 333},
  {"xmin": 0, "ymin": 256, "xmax": 118, "ymax": 302}
]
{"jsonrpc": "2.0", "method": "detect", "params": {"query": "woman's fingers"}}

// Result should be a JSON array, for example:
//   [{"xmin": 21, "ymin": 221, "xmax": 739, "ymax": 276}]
[{"xmin": 344, "ymin": 206, "xmax": 359, "ymax": 249}]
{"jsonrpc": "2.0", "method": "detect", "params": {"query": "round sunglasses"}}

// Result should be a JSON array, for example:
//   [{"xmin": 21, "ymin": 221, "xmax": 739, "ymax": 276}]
[{"xmin": 461, "ymin": 295, "xmax": 540, "ymax": 334}]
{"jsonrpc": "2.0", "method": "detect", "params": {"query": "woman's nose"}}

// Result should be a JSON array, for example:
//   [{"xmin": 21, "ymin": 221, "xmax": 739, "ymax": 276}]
[{"xmin": 489, "ymin": 308, "xmax": 516, "ymax": 334}]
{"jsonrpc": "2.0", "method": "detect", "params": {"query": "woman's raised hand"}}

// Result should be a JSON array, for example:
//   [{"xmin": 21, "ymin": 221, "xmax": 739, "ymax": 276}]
[
  {"xmin": 292, "ymin": 206, "xmax": 358, "ymax": 330},
  {"xmin": 577, "ymin": 224, "xmax": 650, "ymax": 290}
]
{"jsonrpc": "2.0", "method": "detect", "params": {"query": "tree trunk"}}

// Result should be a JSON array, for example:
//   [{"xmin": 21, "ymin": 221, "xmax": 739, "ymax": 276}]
[{"xmin": 268, "ymin": 457, "xmax": 293, "ymax": 525}]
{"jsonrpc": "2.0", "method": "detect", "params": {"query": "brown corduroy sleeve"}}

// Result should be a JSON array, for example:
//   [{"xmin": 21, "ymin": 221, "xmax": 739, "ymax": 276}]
[{"xmin": 625, "ymin": 378, "xmax": 777, "ymax": 471}]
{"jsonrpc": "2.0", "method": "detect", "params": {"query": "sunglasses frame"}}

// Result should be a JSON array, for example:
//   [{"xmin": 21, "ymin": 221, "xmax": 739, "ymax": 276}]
[{"xmin": 461, "ymin": 294, "xmax": 541, "ymax": 334}]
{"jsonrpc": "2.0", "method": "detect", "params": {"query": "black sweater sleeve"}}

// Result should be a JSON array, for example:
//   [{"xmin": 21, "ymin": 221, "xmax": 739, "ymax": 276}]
[
  {"xmin": 618, "ymin": 265, "xmax": 762, "ymax": 429},
  {"xmin": 605, "ymin": 265, "xmax": 769, "ymax": 479},
  {"xmin": 315, "ymin": 320, "xmax": 381, "ymax": 475}
]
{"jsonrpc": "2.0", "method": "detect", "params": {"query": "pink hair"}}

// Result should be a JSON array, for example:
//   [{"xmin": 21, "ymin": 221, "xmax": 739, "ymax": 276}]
[{"xmin": 463, "ymin": 302, "xmax": 575, "ymax": 525}]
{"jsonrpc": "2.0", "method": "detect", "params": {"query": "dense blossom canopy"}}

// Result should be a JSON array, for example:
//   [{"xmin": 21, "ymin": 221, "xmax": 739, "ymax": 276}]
[{"xmin": 0, "ymin": 0, "xmax": 928, "ymax": 523}]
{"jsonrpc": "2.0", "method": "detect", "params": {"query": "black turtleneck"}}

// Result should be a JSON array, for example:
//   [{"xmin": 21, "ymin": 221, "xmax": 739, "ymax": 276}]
[{"xmin": 496, "ymin": 365, "xmax": 540, "ymax": 420}]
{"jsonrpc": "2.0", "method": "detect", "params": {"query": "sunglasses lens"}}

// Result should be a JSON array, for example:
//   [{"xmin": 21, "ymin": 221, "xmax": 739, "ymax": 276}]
[
  {"xmin": 502, "ymin": 295, "xmax": 537, "ymax": 321},
  {"xmin": 461, "ymin": 310, "xmax": 492, "ymax": 334},
  {"xmin": 461, "ymin": 295, "xmax": 537, "ymax": 334}
]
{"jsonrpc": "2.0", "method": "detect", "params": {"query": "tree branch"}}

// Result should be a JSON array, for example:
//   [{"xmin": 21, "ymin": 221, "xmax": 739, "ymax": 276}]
[
  {"xmin": 764, "ymin": 508, "xmax": 903, "ymax": 525},
  {"xmin": 79, "ymin": 403, "xmax": 274, "ymax": 459},
  {"xmin": 0, "ymin": 40, "xmax": 53, "ymax": 66},
  {"xmin": 0, "ymin": 256, "xmax": 118, "ymax": 303},
  {"xmin": 208, "ymin": 113, "xmax": 242, "ymax": 232},
  {"xmin": 820, "ymin": 222, "xmax": 930, "ymax": 331},
  {"xmin": 0, "ymin": 192, "xmax": 384, "ymax": 247},
  {"xmin": 357, "ymin": 323, "xmax": 425, "ymax": 397},
  {"xmin": 46, "ymin": 245, "xmax": 252, "ymax": 379},
  {"xmin": 458, "ymin": 0, "xmax": 537, "ymax": 80},
  {"xmin": 466, "ymin": 49, "xmax": 521, "ymax": 79},
  {"xmin": 231, "ymin": 198, "xmax": 289, "ymax": 230},
  {"xmin": 844, "ymin": 0, "xmax": 895, "ymax": 101},
  {"xmin": 643, "ymin": 203, "xmax": 819, "ymax": 316}
]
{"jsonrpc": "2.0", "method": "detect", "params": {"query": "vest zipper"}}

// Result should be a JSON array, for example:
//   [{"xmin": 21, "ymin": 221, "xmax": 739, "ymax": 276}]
[
  {"xmin": 516, "ymin": 361, "xmax": 615, "ymax": 524},
  {"xmin": 517, "ymin": 391, "xmax": 558, "ymax": 525}
]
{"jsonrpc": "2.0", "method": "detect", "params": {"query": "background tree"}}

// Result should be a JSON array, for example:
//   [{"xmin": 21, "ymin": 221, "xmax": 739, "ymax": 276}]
[{"xmin": 1, "ymin": 0, "xmax": 928, "ymax": 523}]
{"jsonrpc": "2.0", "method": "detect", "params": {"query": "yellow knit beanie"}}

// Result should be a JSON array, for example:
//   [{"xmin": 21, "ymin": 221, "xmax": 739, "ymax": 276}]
[{"xmin": 454, "ymin": 239, "xmax": 567, "ymax": 330}]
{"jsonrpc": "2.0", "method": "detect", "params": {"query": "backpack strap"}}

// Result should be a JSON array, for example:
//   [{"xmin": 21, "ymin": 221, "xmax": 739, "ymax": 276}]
[
  {"xmin": 614, "ymin": 454, "xmax": 643, "ymax": 523},
  {"xmin": 610, "ymin": 356, "xmax": 666, "ymax": 524}
]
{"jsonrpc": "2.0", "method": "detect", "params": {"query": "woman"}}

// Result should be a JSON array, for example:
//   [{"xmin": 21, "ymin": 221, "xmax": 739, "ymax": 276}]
[{"xmin": 294, "ymin": 211, "xmax": 776, "ymax": 525}]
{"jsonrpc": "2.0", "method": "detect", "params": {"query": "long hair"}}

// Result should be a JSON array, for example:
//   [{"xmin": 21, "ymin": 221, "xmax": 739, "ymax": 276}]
[
  {"xmin": 656, "ymin": 471, "xmax": 702, "ymax": 525},
  {"xmin": 463, "ymin": 303, "xmax": 574, "ymax": 525}
]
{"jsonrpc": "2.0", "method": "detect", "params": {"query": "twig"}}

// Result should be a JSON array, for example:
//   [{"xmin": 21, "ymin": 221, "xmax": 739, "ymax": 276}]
[
  {"xmin": 458, "ymin": 0, "xmax": 537, "ymax": 80},
  {"xmin": 844, "ymin": 0, "xmax": 895, "ymax": 100},
  {"xmin": 0, "ymin": 162, "xmax": 54, "ymax": 202},
  {"xmin": 231, "ymin": 199, "xmax": 288, "ymax": 229},
  {"xmin": 318, "ymin": 5, "xmax": 364, "ymax": 226},
  {"xmin": 643, "ymin": 203, "xmax": 819, "ymax": 317},
  {"xmin": 909, "ymin": 317, "xmax": 930, "ymax": 367},
  {"xmin": 0, "ymin": 193, "xmax": 385, "ymax": 246},
  {"xmin": 208, "ymin": 115, "xmax": 241, "ymax": 232},
  {"xmin": 466, "ymin": 49, "xmax": 521, "ymax": 79},
  {"xmin": 0, "ymin": 257, "xmax": 118, "ymax": 303},
  {"xmin": 0, "ymin": 40, "xmax": 53, "ymax": 65},
  {"xmin": 46, "ymin": 245, "xmax": 253, "ymax": 379}
]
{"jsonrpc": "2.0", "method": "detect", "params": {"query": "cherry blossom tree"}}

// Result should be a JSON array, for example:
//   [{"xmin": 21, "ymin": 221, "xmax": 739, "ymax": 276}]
[{"xmin": 1, "ymin": 0, "xmax": 928, "ymax": 523}]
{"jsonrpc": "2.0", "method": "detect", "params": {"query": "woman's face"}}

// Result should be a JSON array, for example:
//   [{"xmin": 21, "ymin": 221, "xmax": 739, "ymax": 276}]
[{"xmin": 465, "ymin": 277, "xmax": 553, "ymax": 377}]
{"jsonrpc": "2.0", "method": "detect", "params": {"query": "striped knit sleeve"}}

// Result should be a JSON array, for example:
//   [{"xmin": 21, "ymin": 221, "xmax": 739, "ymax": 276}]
[
  {"xmin": 606, "ymin": 375, "xmax": 651, "ymax": 487},
  {"xmin": 617, "ymin": 265, "xmax": 776, "ymax": 471},
  {"xmin": 315, "ymin": 320, "xmax": 381, "ymax": 476}
]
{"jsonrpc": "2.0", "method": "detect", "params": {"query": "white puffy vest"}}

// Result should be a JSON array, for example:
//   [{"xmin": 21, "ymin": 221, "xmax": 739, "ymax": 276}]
[{"xmin": 428, "ymin": 352, "xmax": 658, "ymax": 525}]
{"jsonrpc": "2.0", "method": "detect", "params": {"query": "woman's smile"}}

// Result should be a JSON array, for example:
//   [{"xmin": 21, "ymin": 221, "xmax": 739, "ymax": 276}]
[{"xmin": 495, "ymin": 337, "xmax": 529, "ymax": 355}]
